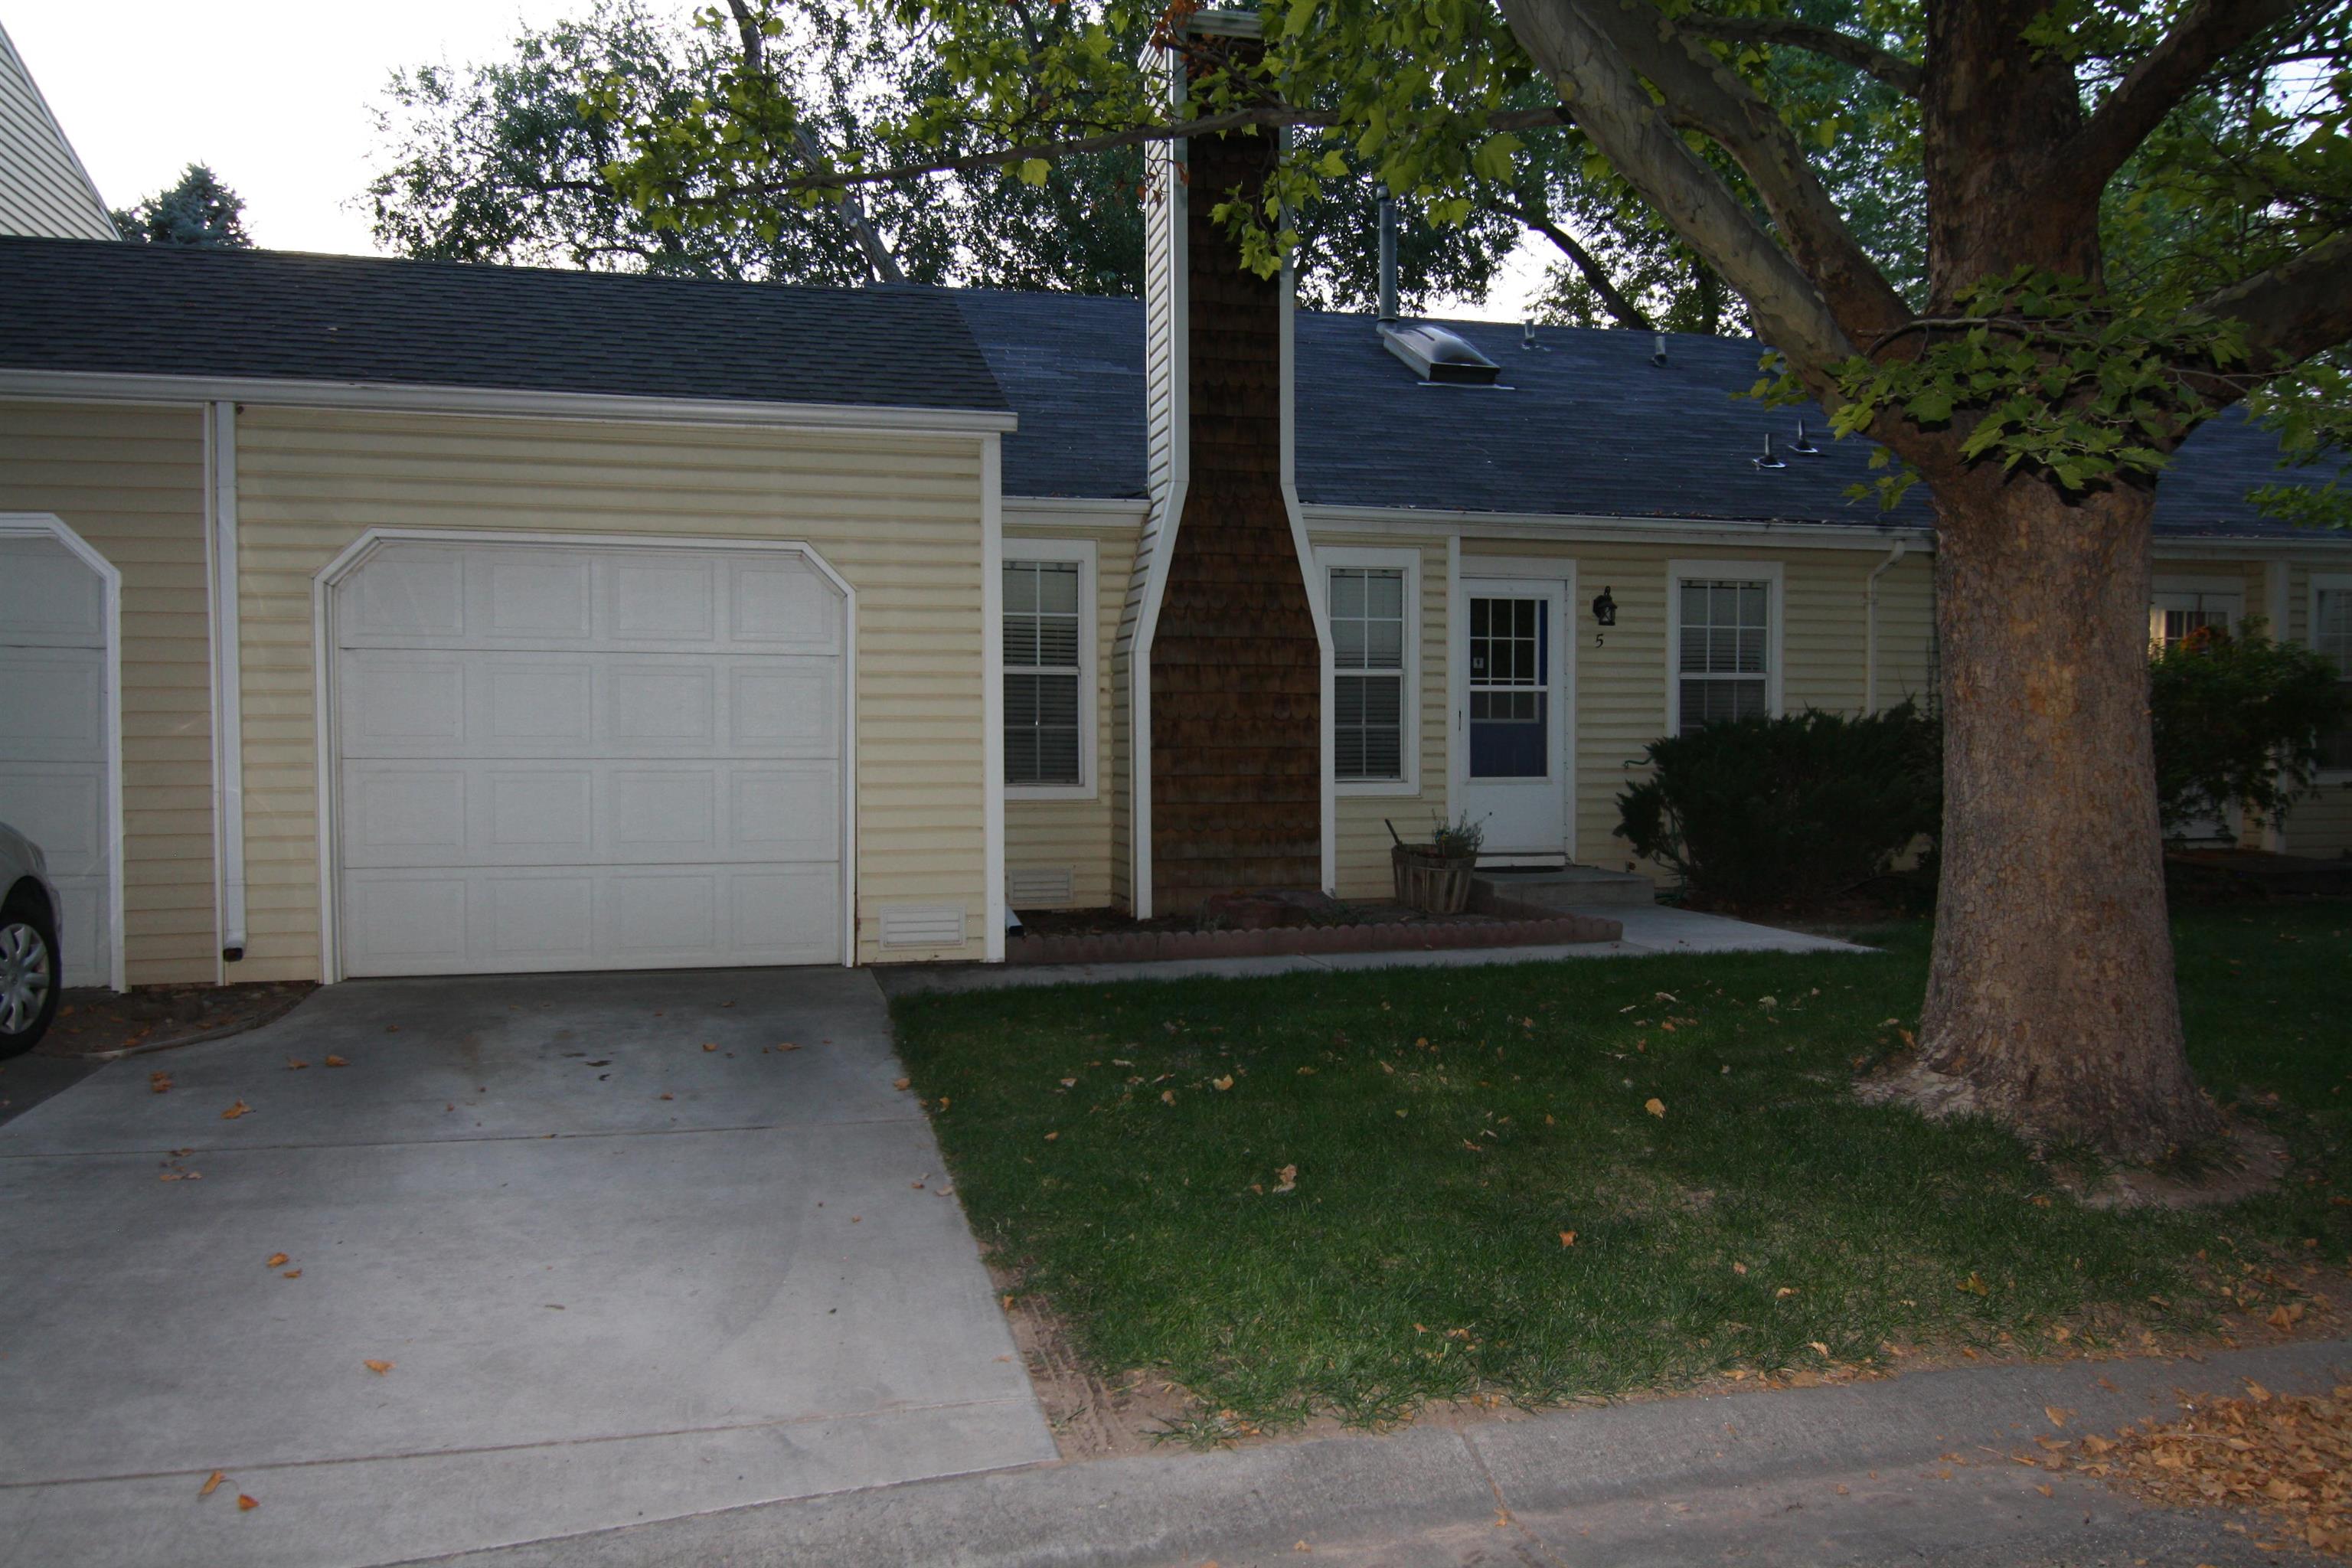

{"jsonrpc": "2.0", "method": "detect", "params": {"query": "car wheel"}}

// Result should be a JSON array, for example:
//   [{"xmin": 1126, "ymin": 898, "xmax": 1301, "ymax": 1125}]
[{"xmin": 0, "ymin": 897, "xmax": 60, "ymax": 1059}]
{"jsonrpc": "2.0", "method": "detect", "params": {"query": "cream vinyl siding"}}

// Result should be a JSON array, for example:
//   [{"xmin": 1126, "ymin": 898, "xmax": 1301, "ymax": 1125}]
[
  {"xmin": 1004, "ymin": 522, "xmax": 1135, "ymax": 910},
  {"xmin": 1463, "ymin": 537, "xmax": 1937, "ymax": 882},
  {"xmin": 1316, "ymin": 532, "xmax": 1450, "ymax": 900},
  {"xmin": 0, "ymin": 24, "xmax": 116, "ymax": 242},
  {"xmin": 0, "ymin": 400, "xmax": 214, "ymax": 983},
  {"xmin": 233, "ymin": 407, "xmax": 988, "ymax": 978}
]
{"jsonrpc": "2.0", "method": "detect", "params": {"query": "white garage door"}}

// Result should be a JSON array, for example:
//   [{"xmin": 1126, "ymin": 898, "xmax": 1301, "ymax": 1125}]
[
  {"xmin": 334, "ymin": 541, "xmax": 846, "ymax": 978},
  {"xmin": 0, "ymin": 531, "xmax": 113, "ymax": 988}
]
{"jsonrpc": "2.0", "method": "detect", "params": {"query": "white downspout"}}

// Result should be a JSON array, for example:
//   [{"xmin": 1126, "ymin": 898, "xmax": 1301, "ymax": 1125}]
[
  {"xmin": 209, "ymin": 402, "xmax": 247, "ymax": 961},
  {"xmin": 1864, "ymin": 538, "xmax": 1908, "ymax": 714}
]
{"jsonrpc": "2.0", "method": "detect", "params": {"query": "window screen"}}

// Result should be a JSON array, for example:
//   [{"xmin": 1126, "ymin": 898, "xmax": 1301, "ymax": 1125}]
[
  {"xmin": 1677, "ymin": 578, "xmax": 1770, "ymax": 735},
  {"xmin": 1331, "ymin": 567, "xmax": 1406, "ymax": 781},
  {"xmin": 1004, "ymin": 560, "xmax": 1083, "ymax": 786}
]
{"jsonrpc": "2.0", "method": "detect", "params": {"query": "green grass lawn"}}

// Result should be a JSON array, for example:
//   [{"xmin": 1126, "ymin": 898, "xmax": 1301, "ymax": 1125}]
[{"xmin": 890, "ymin": 902, "xmax": 2352, "ymax": 1434}]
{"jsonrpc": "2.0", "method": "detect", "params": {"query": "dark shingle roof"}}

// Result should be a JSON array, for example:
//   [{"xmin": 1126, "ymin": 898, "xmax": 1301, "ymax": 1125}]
[
  {"xmin": 0, "ymin": 237, "xmax": 1008, "ymax": 415},
  {"xmin": 956, "ymin": 289, "xmax": 2340, "ymax": 540}
]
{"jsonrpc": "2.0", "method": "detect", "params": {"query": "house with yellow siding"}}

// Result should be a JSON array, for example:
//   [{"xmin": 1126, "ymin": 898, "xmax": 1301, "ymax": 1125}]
[{"xmin": 1, "ymin": 221, "xmax": 2346, "ymax": 995}]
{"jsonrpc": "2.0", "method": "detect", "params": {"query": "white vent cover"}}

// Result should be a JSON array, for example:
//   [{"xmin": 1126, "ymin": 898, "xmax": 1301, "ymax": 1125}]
[
  {"xmin": 878, "ymin": 904, "xmax": 967, "ymax": 949},
  {"xmin": 1006, "ymin": 866, "xmax": 1076, "ymax": 907}
]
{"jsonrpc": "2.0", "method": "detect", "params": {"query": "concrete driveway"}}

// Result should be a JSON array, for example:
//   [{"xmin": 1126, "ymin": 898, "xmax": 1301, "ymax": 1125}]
[{"xmin": 0, "ymin": 969, "xmax": 1054, "ymax": 1568}]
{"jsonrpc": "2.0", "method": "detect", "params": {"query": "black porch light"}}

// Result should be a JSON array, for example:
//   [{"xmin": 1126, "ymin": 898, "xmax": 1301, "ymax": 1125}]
[{"xmin": 1591, "ymin": 586, "xmax": 1618, "ymax": 627}]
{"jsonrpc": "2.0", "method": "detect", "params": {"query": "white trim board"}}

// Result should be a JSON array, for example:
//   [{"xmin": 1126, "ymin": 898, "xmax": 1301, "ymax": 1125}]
[
  {"xmin": 0, "ymin": 512, "xmax": 126, "ymax": 992},
  {"xmin": 204, "ymin": 402, "xmax": 248, "ymax": 965},
  {"xmin": 0, "ymin": 371, "xmax": 1017, "ymax": 436},
  {"xmin": 999, "ymin": 534, "xmax": 1102, "ymax": 803},
  {"xmin": 981, "ymin": 436, "xmax": 1008, "ymax": 962},
  {"xmin": 306, "ymin": 528, "xmax": 861, "ymax": 982}
]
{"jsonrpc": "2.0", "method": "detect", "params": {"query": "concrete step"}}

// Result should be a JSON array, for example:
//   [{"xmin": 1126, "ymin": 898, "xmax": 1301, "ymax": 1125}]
[{"xmin": 1472, "ymin": 865, "xmax": 1658, "ymax": 909}]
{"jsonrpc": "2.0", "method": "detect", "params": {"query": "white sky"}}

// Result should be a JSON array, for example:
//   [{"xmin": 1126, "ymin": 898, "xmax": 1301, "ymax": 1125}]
[{"xmin": 6, "ymin": 0, "xmax": 1550, "ymax": 320}]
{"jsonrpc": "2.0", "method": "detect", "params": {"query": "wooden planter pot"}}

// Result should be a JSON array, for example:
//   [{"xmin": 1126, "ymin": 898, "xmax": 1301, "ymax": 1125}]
[{"xmin": 1391, "ymin": 845, "xmax": 1476, "ymax": 915}]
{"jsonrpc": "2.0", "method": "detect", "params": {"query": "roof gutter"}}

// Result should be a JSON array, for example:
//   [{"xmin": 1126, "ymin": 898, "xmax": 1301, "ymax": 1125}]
[{"xmin": 0, "ymin": 368, "xmax": 1018, "ymax": 436}]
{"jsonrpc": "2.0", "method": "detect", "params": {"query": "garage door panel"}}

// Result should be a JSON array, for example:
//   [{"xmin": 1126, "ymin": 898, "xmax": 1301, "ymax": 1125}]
[
  {"xmin": 0, "ymin": 537, "xmax": 107, "ymax": 645},
  {"xmin": 0, "ymin": 650, "xmax": 106, "ymax": 761},
  {"xmin": 733, "ymin": 765, "xmax": 841, "ymax": 861},
  {"xmin": 341, "ymin": 865, "xmax": 838, "ymax": 976},
  {"xmin": 335, "ymin": 541, "xmax": 845, "ymax": 977}
]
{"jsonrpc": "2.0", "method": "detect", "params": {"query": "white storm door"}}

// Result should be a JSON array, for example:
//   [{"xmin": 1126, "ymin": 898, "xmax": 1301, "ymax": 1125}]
[
  {"xmin": 0, "ymin": 533, "xmax": 112, "ymax": 986},
  {"xmin": 334, "ymin": 541, "xmax": 845, "ymax": 978},
  {"xmin": 1459, "ymin": 580, "xmax": 1570, "ymax": 862}
]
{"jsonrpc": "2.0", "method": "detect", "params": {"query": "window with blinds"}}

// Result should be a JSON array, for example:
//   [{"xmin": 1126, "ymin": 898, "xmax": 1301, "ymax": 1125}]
[
  {"xmin": 1004, "ymin": 560, "xmax": 1083, "ymax": 787},
  {"xmin": 1677, "ymin": 578, "xmax": 1771, "ymax": 734},
  {"xmin": 1331, "ymin": 567, "xmax": 1406, "ymax": 781}
]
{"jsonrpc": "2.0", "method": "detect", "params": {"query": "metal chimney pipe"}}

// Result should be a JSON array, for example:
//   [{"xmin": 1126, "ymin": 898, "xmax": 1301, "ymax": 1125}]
[{"xmin": 1377, "ymin": 191, "xmax": 1398, "ymax": 325}]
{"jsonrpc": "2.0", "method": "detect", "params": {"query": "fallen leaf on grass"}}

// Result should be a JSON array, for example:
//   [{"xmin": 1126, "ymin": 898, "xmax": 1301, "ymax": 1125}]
[
  {"xmin": 1161, "ymin": 1089, "xmax": 1177, "ymax": 1106},
  {"xmin": 237, "ymin": 1494, "xmax": 258, "ymax": 1511},
  {"xmin": 2268, "ymin": 1304, "xmax": 2306, "ymax": 1331},
  {"xmin": 1044, "ymin": 1132, "xmax": 1059, "ymax": 1142},
  {"xmin": 1558, "ymin": 1230, "xmax": 1576, "ymax": 1247},
  {"xmin": 220, "ymin": 1100, "xmax": 252, "ymax": 1120},
  {"xmin": 363, "ymin": 1359, "xmax": 394, "ymax": 1376},
  {"xmin": 1808, "ymin": 1341, "xmax": 1830, "ymax": 1356},
  {"xmin": 199, "ymin": 1470, "xmax": 225, "ymax": 1498},
  {"xmin": 1644, "ymin": 1097, "xmax": 1665, "ymax": 1119},
  {"xmin": 323, "ymin": 1056, "xmax": 348, "ymax": 1068},
  {"xmin": 1775, "ymin": 1286, "xmax": 1798, "ymax": 1298},
  {"xmin": 1958, "ymin": 1272, "xmax": 1991, "ymax": 1296},
  {"xmin": 265, "ymin": 1253, "xmax": 289, "ymax": 1269},
  {"xmin": 1211, "ymin": 1075, "xmax": 1234, "ymax": 1091},
  {"xmin": 1273, "ymin": 1165, "xmax": 1298, "ymax": 1194}
]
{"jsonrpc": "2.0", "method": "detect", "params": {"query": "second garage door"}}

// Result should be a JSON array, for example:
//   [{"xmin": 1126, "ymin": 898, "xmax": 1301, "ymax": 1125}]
[{"xmin": 333, "ymin": 539, "xmax": 845, "ymax": 978}]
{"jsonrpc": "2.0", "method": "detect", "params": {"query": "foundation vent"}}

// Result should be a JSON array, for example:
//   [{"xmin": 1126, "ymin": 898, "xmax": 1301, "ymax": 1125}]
[
  {"xmin": 878, "ymin": 905, "xmax": 967, "ymax": 949},
  {"xmin": 1007, "ymin": 867, "xmax": 1076, "ymax": 908}
]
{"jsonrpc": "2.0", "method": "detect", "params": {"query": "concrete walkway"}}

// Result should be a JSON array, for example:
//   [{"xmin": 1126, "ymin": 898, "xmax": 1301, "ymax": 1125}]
[
  {"xmin": 0, "ymin": 969, "xmax": 1053, "ymax": 1568},
  {"xmin": 887, "ymin": 905, "xmax": 1873, "ymax": 995},
  {"xmin": 408, "ymin": 1338, "xmax": 2351, "ymax": 1567}
]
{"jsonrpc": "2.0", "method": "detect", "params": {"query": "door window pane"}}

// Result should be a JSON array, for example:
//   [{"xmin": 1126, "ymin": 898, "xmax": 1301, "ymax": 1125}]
[{"xmin": 1469, "ymin": 594, "xmax": 1548, "ymax": 778}]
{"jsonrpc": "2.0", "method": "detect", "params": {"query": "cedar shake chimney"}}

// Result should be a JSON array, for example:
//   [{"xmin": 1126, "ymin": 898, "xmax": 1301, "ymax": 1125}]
[{"xmin": 1120, "ymin": 8, "xmax": 1325, "ymax": 916}]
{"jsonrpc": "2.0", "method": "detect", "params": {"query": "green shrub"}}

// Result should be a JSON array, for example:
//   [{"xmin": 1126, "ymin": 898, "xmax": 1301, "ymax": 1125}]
[
  {"xmin": 2149, "ymin": 619, "xmax": 2349, "ymax": 836},
  {"xmin": 1615, "ymin": 704, "xmax": 1942, "ymax": 910}
]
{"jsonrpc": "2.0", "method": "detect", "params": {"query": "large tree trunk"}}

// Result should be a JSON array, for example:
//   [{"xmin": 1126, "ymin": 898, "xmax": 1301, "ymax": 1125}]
[{"xmin": 1920, "ymin": 472, "xmax": 2220, "ymax": 1158}]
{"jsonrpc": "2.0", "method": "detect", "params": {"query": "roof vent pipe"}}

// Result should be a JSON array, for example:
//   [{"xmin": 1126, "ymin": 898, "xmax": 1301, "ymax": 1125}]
[
  {"xmin": 1377, "ymin": 191, "xmax": 1398, "ymax": 325},
  {"xmin": 1651, "ymin": 332, "xmax": 1668, "ymax": 366},
  {"xmin": 1790, "ymin": 416, "xmax": 1821, "ymax": 455},
  {"xmin": 1754, "ymin": 432, "xmax": 1786, "ymax": 470}
]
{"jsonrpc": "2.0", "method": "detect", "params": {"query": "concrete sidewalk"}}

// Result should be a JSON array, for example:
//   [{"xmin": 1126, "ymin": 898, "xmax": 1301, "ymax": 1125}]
[
  {"xmin": 887, "ymin": 905, "xmax": 1873, "ymax": 995},
  {"xmin": 413, "ymin": 1339, "xmax": 2349, "ymax": 1567}
]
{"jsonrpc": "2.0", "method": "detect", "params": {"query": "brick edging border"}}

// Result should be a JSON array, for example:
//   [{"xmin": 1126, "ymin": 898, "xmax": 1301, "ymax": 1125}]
[{"xmin": 1005, "ymin": 909, "xmax": 1622, "ymax": 966}]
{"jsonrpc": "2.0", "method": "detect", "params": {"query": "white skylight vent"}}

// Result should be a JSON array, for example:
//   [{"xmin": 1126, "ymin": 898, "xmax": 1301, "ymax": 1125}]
[{"xmin": 1380, "ymin": 322, "xmax": 1502, "ymax": 386}]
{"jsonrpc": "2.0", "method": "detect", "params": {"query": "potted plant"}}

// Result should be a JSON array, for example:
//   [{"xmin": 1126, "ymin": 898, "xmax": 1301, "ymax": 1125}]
[{"xmin": 1389, "ymin": 812, "xmax": 1485, "ymax": 915}]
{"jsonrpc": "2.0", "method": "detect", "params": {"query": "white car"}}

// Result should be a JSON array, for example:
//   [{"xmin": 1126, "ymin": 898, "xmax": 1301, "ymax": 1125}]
[{"xmin": 0, "ymin": 820, "xmax": 62, "ymax": 1057}]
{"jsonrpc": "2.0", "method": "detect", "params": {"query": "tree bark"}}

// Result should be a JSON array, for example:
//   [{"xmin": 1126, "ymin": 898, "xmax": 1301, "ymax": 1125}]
[{"xmin": 1919, "ymin": 469, "xmax": 2220, "ymax": 1158}]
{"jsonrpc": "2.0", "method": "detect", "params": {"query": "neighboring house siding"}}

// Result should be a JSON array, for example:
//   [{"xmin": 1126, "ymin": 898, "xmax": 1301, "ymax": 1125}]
[
  {"xmin": 1315, "ymin": 531, "xmax": 1451, "ymax": 902},
  {"xmin": 0, "ymin": 25, "xmax": 115, "ymax": 242},
  {"xmin": 1463, "ymin": 537, "xmax": 1939, "ymax": 881},
  {"xmin": 0, "ymin": 399, "xmax": 215, "ymax": 982},
  {"xmin": 231, "ymin": 407, "xmax": 989, "ymax": 978},
  {"xmin": 1005, "ymin": 519, "xmax": 1136, "ymax": 910}
]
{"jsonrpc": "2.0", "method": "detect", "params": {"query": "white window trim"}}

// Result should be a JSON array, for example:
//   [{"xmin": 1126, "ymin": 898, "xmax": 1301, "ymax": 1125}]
[
  {"xmin": 1321, "ymin": 545, "xmax": 1422, "ymax": 797},
  {"xmin": 1665, "ymin": 558, "xmax": 1785, "ymax": 737},
  {"xmin": 2312, "ymin": 571, "xmax": 2352, "ymax": 784},
  {"xmin": 1001, "ymin": 535, "xmax": 1099, "ymax": 802}
]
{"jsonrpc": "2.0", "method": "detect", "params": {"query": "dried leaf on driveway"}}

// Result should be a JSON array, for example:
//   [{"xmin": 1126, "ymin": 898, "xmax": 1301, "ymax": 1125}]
[
  {"xmin": 220, "ymin": 1100, "xmax": 252, "ymax": 1120},
  {"xmin": 236, "ymin": 1494, "xmax": 259, "ymax": 1511},
  {"xmin": 323, "ymin": 1056, "xmax": 348, "ymax": 1068},
  {"xmin": 892, "ymin": 1077, "xmax": 910, "ymax": 1090},
  {"xmin": 265, "ymin": 1253, "xmax": 289, "ymax": 1269},
  {"xmin": 285, "ymin": 1059, "xmax": 308, "ymax": 1070},
  {"xmin": 363, "ymin": 1359, "xmax": 395, "ymax": 1376},
  {"xmin": 2045, "ymin": 1406, "xmax": 2073, "ymax": 1428},
  {"xmin": 149, "ymin": 1072, "xmax": 172, "ymax": 1094},
  {"xmin": 199, "ymin": 1470, "xmax": 225, "ymax": 1498}
]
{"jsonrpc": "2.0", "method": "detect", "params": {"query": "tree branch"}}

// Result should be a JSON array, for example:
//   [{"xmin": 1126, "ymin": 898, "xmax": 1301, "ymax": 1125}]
[
  {"xmin": 722, "ymin": 0, "xmax": 906, "ymax": 283},
  {"xmin": 2054, "ymin": 0, "xmax": 2299, "ymax": 204},
  {"xmin": 2194, "ymin": 228, "xmax": 2352, "ymax": 372},
  {"xmin": 1493, "ymin": 196, "xmax": 1652, "ymax": 329},
  {"xmin": 1678, "ymin": 11, "xmax": 1922, "ymax": 97}
]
